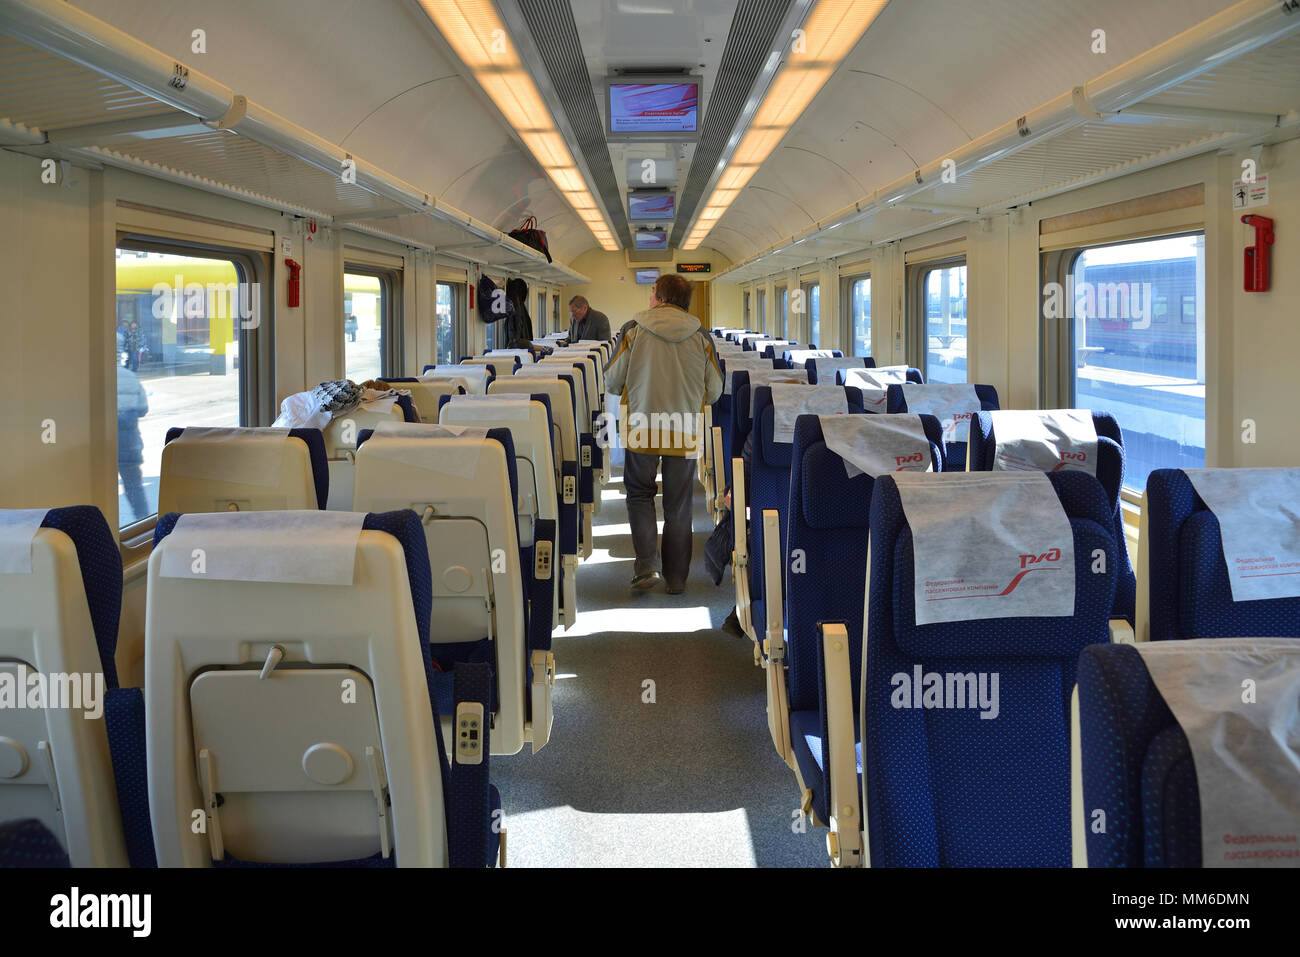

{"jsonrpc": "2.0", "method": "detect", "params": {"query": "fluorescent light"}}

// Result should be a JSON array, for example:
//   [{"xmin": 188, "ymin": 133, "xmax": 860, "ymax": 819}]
[
  {"xmin": 420, "ymin": 0, "xmax": 618, "ymax": 250},
  {"xmin": 686, "ymin": 0, "xmax": 887, "ymax": 247}
]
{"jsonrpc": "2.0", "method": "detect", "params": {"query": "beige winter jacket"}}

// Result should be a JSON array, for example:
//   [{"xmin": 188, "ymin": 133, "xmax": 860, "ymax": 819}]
[{"xmin": 604, "ymin": 305, "xmax": 722, "ymax": 457}]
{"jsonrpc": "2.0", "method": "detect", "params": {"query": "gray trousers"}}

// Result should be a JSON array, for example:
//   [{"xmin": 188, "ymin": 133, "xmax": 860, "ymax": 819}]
[{"xmin": 623, "ymin": 451, "xmax": 697, "ymax": 587}]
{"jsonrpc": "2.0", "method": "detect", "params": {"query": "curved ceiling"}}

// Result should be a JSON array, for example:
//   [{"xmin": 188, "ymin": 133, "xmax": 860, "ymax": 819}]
[
  {"xmin": 71, "ymin": 0, "xmax": 600, "ymax": 263},
  {"xmin": 68, "ymin": 0, "xmax": 1245, "ymax": 267}
]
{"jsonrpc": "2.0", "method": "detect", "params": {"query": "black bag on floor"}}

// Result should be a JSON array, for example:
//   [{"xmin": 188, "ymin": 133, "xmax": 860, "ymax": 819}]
[{"xmin": 704, "ymin": 507, "xmax": 732, "ymax": 586}]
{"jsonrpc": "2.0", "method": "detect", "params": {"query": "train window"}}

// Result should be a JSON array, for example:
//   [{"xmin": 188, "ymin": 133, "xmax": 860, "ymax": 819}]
[
  {"xmin": 743, "ymin": 290, "xmax": 751, "ymax": 326},
  {"xmin": 537, "ymin": 292, "xmax": 547, "ymax": 334},
  {"xmin": 911, "ymin": 261, "xmax": 967, "ymax": 384},
  {"xmin": 776, "ymin": 286, "xmax": 789, "ymax": 338},
  {"xmin": 114, "ymin": 246, "xmax": 262, "ymax": 531},
  {"xmin": 1068, "ymin": 233, "xmax": 1205, "ymax": 493},
  {"xmin": 756, "ymin": 289, "xmax": 767, "ymax": 333},
  {"xmin": 343, "ymin": 268, "xmax": 395, "ymax": 381},
  {"xmin": 800, "ymin": 281, "xmax": 820, "ymax": 346},
  {"xmin": 436, "ymin": 281, "xmax": 462, "ymax": 365},
  {"xmin": 844, "ymin": 275, "xmax": 871, "ymax": 357}
]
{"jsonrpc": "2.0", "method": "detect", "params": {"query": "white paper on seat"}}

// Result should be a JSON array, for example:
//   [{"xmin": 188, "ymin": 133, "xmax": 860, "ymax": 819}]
[
  {"xmin": 723, "ymin": 357, "xmax": 776, "ymax": 395},
  {"xmin": 840, "ymin": 367, "xmax": 910, "ymax": 410},
  {"xmin": 746, "ymin": 368, "xmax": 809, "ymax": 415},
  {"xmin": 813, "ymin": 356, "xmax": 867, "ymax": 382},
  {"xmin": 423, "ymin": 365, "xmax": 488, "ymax": 393},
  {"xmin": 900, "ymin": 383, "xmax": 981, "ymax": 444},
  {"xmin": 366, "ymin": 424, "xmax": 487, "ymax": 478},
  {"xmin": 159, "ymin": 510, "xmax": 366, "ymax": 585},
  {"xmin": 168, "ymin": 427, "xmax": 291, "ymax": 487},
  {"xmin": 0, "ymin": 508, "xmax": 50, "ymax": 574},
  {"xmin": 818, "ymin": 415, "xmax": 932, "ymax": 478},
  {"xmin": 893, "ymin": 471, "xmax": 1075, "ymax": 625},
  {"xmin": 359, "ymin": 388, "xmax": 407, "ymax": 415},
  {"xmin": 1184, "ymin": 468, "xmax": 1300, "ymax": 602},
  {"xmin": 446, "ymin": 394, "xmax": 534, "ymax": 421},
  {"xmin": 1134, "ymin": 637, "xmax": 1300, "ymax": 868},
  {"xmin": 769, "ymin": 384, "xmax": 849, "ymax": 443},
  {"xmin": 416, "ymin": 374, "xmax": 472, "ymax": 394},
  {"xmin": 488, "ymin": 349, "xmax": 535, "ymax": 363},
  {"xmin": 788, "ymin": 349, "xmax": 835, "ymax": 364},
  {"xmin": 990, "ymin": 409, "xmax": 1098, "ymax": 476}
]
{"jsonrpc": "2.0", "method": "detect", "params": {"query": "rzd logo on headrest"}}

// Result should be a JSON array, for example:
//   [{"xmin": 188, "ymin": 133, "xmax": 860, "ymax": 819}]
[
  {"xmin": 894, "ymin": 452, "xmax": 924, "ymax": 469},
  {"xmin": 1019, "ymin": 548, "xmax": 1061, "ymax": 569}
]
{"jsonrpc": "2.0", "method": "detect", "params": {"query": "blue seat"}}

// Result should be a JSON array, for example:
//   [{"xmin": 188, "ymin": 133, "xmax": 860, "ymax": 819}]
[
  {"xmin": 804, "ymin": 355, "xmax": 869, "ymax": 383},
  {"xmin": 746, "ymin": 384, "xmax": 866, "ymax": 649},
  {"xmin": 885, "ymin": 382, "xmax": 999, "ymax": 469},
  {"xmin": 1074, "ymin": 642, "xmax": 1201, "ymax": 867},
  {"xmin": 969, "ymin": 411, "xmax": 1134, "ymax": 623},
  {"xmin": 853, "ymin": 471, "xmax": 1117, "ymax": 866},
  {"xmin": 782, "ymin": 415, "xmax": 944, "ymax": 825},
  {"xmin": 1141, "ymin": 468, "xmax": 1300, "ymax": 642},
  {"xmin": 0, "ymin": 818, "xmax": 70, "ymax": 868}
]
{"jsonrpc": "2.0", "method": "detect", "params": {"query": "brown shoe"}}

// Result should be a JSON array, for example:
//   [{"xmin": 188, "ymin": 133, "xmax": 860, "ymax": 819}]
[{"xmin": 630, "ymin": 571, "xmax": 662, "ymax": 591}]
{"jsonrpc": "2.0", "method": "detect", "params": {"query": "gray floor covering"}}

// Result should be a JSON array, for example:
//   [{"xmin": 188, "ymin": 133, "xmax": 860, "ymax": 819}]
[{"xmin": 491, "ymin": 467, "xmax": 828, "ymax": 867}]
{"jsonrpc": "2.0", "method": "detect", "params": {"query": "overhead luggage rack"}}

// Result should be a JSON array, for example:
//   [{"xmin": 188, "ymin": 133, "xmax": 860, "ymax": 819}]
[{"xmin": 0, "ymin": 0, "xmax": 588, "ymax": 285}]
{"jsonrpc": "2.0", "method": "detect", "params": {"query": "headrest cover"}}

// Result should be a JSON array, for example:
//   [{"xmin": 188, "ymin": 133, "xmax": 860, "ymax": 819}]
[
  {"xmin": 899, "ymin": 383, "xmax": 981, "ymax": 443},
  {"xmin": 1184, "ymin": 467, "xmax": 1300, "ymax": 602},
  {"xmin": 0, "ymin": 508, "xmax": 50, "ymax": 574},
  {"xmin": 812, "ymin": 356, "xmax": 867, "ymax": 381},
  {"xmin": 989, "ymin": 409, "xmax": 1098, "ymax": 475},
  {"xmin": 841, "ymin": 367, "xmax": 909, "ymax": 409},
  {"xmin": 746, "ymin": 368, "xmax": 809, "ymax": 414},
  {"xmin": 159, "ymin": 510, "xmax": 366, "ymax": 585},
  {"xmin": 1133, "ymin": 637, "xmax": 1300, "ymax": 867},
  {"xmin": 424, "ymin": 365, "xmax": 488, "ymax": 393},
  {"xmin": 768, "ymin": 384, "xmax": 849, "ymax": 443},
  {"xmin": 818, "ymin": 415, "xmax": 932, "ymax": 478},
  {"xmin": 366, "ymin": 422, "xmax": 489, "ymax": 478},
  {"xmin": 446, "ymin": 394, "xmax": 535, "ymax": 420},
  {"xmin": 166, "ymin": 427, "xmax": 291, "ymax": 487},
  {"xmin": 892, "ymin": 471, "xmax": 1076, "ymax": 625},
  {"xmin": 724, "ymin": 357, "xmax": 776, "ymax": 394}
]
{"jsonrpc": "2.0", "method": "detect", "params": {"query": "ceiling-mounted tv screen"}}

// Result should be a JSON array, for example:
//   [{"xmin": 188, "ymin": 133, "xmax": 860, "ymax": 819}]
[
  {"xmin": 634, "ymin": 229, "xmax": 668, "ymax": 251},
  {"xmin": 635, "ymin": 268, "xmax": 660, "ymax": 285},
  {"xmin": 628, "ymin": 191, "xmax": 675, "ymax": 222},
  {"xmin": 607, "ymin": 77, "xmax": 700, "ymax": 138}
]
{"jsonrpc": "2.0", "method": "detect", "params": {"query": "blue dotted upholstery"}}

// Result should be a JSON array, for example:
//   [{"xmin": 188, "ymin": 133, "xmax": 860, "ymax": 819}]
[
  {"xmin": 969, "ymin": 412, "xmax": 1134, "ymax": 622},
  {"xmin": 0, "ymin": 818, "xmax": 69, "ymax": 868},
  {"xmin": 39, "ymin": 506, "xmax": 121, "ymax": 689},
  {"xmin": 886, "ymin": 384, "xmax": 999, "ymax": 471},
  {"xmin": 785, "ymin": 414, "xmax": 944, "ymax": 823},
  {"xmin": 103, "ymin": 687, "xmax": 156, "ymax": 867},
  {"xmin": 1146, "ymin": 469, "xmax": 1300, "ymax": 641},
  {"xmin": 1076, "ymin": 643, "xmax": 1201, "ymax": 867},
  {"xmin": 863, "ymin": 471, "xmax": 1116, "ymax": 866},
  {"xmin": 164, "ymin": 426, "xmax": 329, "ymax": 510}
]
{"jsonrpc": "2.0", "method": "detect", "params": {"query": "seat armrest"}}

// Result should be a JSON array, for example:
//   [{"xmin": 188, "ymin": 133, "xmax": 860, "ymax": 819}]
[{"xmin": 821, "ymin": 623, "xmax": 863, "ymax": 868}]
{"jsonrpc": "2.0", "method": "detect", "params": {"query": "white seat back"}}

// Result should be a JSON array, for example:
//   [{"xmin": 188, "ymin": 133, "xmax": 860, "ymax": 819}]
[
  {"xmin": 352, "ymin": 430, "xmax": 528, "ymax": 755},
  {"xmin": 0, "ymin": 514, "xmax": 128, "ymax": 867},
  {"xmin": 378, "ymin": 379, "xmax": 464, "ymax": 423},
  {"xmin": 145, "ymin": 510, "xmax": 450, "ymax": 866},
  {"xmin": 322, "ymin": 406, "xmax": 405, "ymax": 510},
  {"xmin": 490, "ymin": 376, "xmax": 577, "ymax": 466},
  {"xmin": 158, "ymin": 427, "xmax": 319, "ymax": 514}
]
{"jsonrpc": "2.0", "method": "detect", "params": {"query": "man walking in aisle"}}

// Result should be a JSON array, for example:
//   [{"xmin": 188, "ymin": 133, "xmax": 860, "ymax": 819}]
[{"xmin": 604, "ymin": 274, "xmax": 722, "ymax": 593}]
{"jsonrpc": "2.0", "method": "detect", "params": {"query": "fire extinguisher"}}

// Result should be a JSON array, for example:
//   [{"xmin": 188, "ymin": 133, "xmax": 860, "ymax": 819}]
[{"xmin": 285, "ymin": 258, "xmax": 302, "ymax": 307}]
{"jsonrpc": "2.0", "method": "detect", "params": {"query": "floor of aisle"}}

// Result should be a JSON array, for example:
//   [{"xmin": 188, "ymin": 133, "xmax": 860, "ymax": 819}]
[{"xmin": 490, "ymin": 467, "xmax": 828, "ymax": 867}]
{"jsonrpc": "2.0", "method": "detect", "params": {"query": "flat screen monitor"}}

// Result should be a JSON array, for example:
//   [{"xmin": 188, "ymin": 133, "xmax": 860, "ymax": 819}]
[
  {"xmin": 634, "ymin": 230, "xmax": 668, "ymax": 251},
  {"xmin": 628, "ymin": 191, "xmax": 675, "ymax": 222},
  {"xmin": 635, "ymin": 268, "xmax": 660, "ymax": 285},
  {"xmin": 607, "ymin": 77, "xmax": 699, "ymax": 137}
]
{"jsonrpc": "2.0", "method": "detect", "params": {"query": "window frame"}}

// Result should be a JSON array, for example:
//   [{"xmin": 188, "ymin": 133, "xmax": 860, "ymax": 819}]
[
  {"xmin": 1041, "ymin": 229, "xmax": 1207, "ymax": 505},
  {"xmin": 436, "ymin": 279, "xmax": 465, "ymax": 366},
  {"xmin": 343, "ymin": 262, "xmax": 402, "ymax": 380},
  {"xmin": 907, "ymin": 256, "xmax": 967, "ymax": 381},
  {"xmin": 840, "ymin": 271, "xmax": 871, "ymax": 358},
  {"xmin": 113, "ymin": 235, "xmax": 273, "ymax": 551},
  {"xmin": 799, "ymin": 280, "xmax": 820, "ymax": 348}
]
